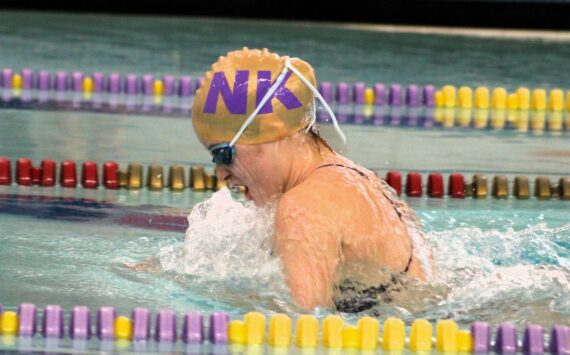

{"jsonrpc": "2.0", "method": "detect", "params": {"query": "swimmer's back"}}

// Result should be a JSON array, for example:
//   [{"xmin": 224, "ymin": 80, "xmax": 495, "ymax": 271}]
[
  {"xmin": 275, "ymin": 156, "xmax": 427, "ymax": 308},
  {"xmin": 309, "ymin": 160, "xmax": 425, "ymax": 282}
]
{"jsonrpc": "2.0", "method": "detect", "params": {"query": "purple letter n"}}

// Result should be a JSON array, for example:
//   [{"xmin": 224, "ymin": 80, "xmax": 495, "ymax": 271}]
[{"xmin": 203, "ymin": 71, "xmax": 249, "ymax": 114}]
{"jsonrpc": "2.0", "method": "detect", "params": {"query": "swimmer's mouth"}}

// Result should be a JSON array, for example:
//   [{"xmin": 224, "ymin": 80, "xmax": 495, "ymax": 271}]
[
  {"xmin": 244, "ymin": 186, "xmax": 252, "ymax": 200},
  {"xmin": 230, "ymin": 184, "xmax": 252, "ymax": 200}
]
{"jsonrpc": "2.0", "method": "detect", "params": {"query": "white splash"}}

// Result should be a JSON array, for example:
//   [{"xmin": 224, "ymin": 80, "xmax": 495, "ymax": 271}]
[
  {"xmin": 158, "ymin": 187, "xmax": 285, "ymax": 284},
  {"xmin": 153, "ymin": 187, "xmax": 570, "ymax": 325},
  {"xmin": 420, "ymin": 223, "xmax": 570, "ymax": 325}
]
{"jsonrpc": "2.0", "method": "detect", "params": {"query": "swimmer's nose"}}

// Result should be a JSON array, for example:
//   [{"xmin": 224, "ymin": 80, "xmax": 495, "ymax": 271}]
[{"xmin": 215, "ymin": 165, "xmax": 231, "ymax": 183}]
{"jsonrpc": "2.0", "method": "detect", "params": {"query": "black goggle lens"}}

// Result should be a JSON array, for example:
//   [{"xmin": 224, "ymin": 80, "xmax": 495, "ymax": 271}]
[{"xmin": 208, "ymin": 144, "xmax": 235, "ymax": 165}]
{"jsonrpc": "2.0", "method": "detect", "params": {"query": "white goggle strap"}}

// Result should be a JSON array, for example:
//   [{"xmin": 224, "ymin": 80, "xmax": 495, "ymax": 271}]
[
  {"xmin": 229, "ymin": 61, "xmax": 291, "ymax": 147},
  {"xmin": 285, "ymin": 59, "xmax": 347, "ymax": 145},
  {"xmin": 229, "ymin": 57, "xmax": 347, "ymax": 147}
]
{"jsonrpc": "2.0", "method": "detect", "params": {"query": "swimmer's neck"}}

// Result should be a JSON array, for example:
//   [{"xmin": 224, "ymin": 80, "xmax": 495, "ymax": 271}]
[{"xmin": 281, "ymin": 137, "xmax": 339, "ymax": 193}]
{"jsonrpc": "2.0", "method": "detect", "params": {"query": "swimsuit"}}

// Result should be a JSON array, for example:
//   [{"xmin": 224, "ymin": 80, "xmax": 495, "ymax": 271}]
[{"xmin": 315, "ymin": 163, "xmax": 414, "ymax": 313}]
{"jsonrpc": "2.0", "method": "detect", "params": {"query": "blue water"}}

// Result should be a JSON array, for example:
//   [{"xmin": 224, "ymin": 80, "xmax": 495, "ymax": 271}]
[
  {"xmin": 1, "ymin": 11, "xmax": 570, "ymax": 88},
  {"xmin": 0, "ymin": 186, "xmax": 568, "ymax": 330},
  {"xmin": 0, "ymin": 11, "xmax": 568, "ymax": 338}
]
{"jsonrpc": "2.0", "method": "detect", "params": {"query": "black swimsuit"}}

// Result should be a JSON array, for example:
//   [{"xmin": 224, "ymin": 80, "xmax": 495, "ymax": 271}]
[{"xmin": 315, "ymin": 163, "xmax": 414, "ymax": 313}]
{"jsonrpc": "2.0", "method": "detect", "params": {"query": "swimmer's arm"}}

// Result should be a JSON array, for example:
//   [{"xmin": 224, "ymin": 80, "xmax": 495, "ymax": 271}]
[{"xmin": 274, "ymin": 194, "xmax": 340, "ymax": 310}]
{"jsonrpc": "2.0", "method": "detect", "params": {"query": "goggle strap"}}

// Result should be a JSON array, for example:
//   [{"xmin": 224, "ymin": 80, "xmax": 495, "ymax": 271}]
[
  {"xmin": 228, "ymin": 57, "xmax": 347, "ymax": 147},
  {"xmin": 285, "ymin": 60, "xmax": 347, "ymax": 145},
  {"xmin": 229, "ymin": 60, "xmax": 291, "ymax": 147}
]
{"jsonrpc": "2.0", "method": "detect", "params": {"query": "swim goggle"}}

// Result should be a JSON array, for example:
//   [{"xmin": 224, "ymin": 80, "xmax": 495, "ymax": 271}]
[{"xmin": 208, "ymin": 58, "xmax": 346, "ymax": 166}]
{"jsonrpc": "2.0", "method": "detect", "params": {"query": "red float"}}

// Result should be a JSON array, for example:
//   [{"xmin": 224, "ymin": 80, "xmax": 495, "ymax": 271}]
[
  {"xmin": 428, "ymin": 173, "xmax": 444, "ymax": 198},
  {"xmin": 30, "ymin": 167, "xmax": 42, "ymax": 185},
  {"xmin": 16, "ymin": 158, "xmax": 32, "ymax": 186},
  {"xmin": 60, "ymin": 160, "xmax": 77, "ymax": 188},
  {"xmin": 406, "ymin": 172, "xmax": 423, "ymax": 197},
  {"xmin": 0, "ymin": 157, "xmax": 11, "ymax": 185},
  {"xmin": 41, "ymin": 160, "xmax": 56, "ymax": 187},
  {"xmin": 82, "ymin": 161, "xmax": 99, "ymax": 189},
  {"xmin": 385, "ymin": 171, "xmax": 402, "ymax": 196},
  {"xmin": 448, "ymin": 173, "xmax": 465, "ymax": 198},
  {"xmin": 103, "ymin": 161, "xmax": 119, "ymax": 189}
]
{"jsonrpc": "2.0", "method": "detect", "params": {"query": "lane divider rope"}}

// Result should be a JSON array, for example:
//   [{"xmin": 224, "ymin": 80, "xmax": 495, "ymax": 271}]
[
  {"xmin": 1, "ymin": 157, "xmax": 568, "ymax": 200},
  {"xmin": 0, "ymin": 302, "xmax": 567, "ymax": 353}
]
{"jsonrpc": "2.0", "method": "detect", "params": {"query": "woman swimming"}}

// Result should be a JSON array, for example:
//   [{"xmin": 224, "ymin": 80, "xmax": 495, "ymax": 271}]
[{"xmin": 192, "ymin": 48, "xmax": 433, "ymax": 311}]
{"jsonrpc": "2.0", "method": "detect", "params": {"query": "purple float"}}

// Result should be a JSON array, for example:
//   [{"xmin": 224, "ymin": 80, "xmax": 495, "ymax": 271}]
[
  {"xmin": 471, "ymin": 321, "xmax": 491, "ymax": 353},
  {"xmin": 132, "ymin": 308, "xmax": 151, "ymax": 341},
  {"xmin": 18, "ymin": 303, "xmax": 37, "ymax": 337},
  {"xmin": 336, "ymin": 82, "xmax": 350, "ymax": 104},
  {"xmin": 374, "ymin": 83, "xmax": 385, "ymax": 106},
  {"xmin": 96, "ymin": 306, "xmax": 116, "ymax": 340},
  {"xmin": 108, "ymin": 73, "xmax": 121, "ymax": 94},
  {"xmin": 353, "ymin": 82, "xmax": 366, "ymax": 104},
  {"xmin": 43, "ymin": 305, "xmax": 64, "ymax": 338},
  {"xmin": 143, "ymin": 74, "xmax": 154, "ymax": 95},
  {"xmin": 522, "ymin": 325, "xmax": 544, "ymax": 354},
  {"xmin": 182, "ymin": 311, "xmax": 204, "ymax": 344},
  {"xmin": 22, "ymin": 69, "xmax": 34, "ymax": 90},
  {"xmin": 92, "ymin": 72, "xmax": 104, "ymax": 93},
  {"xmin": 495, "ymin": 322, "xmax": 518, "ymax": 353},
  {"xmin": 163, "ymin": 76, "xmax": 175, "ymax": 96},
  {"xmin": 69, "ymin": 306, "xmax": 91, "ymax": 340},
  {"xmin": 209, "ymin": 312, "xmax": 229, "ymax": 344},
  {"xmin": 72, "ymin": 72, "xmax": 83, "ymax": 92},
  {"xmin": 423, "ymin": 85, "xmax": 436, "ymax": 107},
  {"xmin": 125, "ymin": 74, "xmax": 139, "ymax": 95},
  {"xmin": 178, "ymin": 76, "xmax": 192, "ymax": 97},
  {"xmin": 549, "ymin": 325, "xmax": 569, "ymax": 354},
  {"xmin": 55, "ymin": 71, "xmax": 69, "ymax": 91},
  {"xmin": 319, "ymin": 81, "xmax": 333, "ymax": 103},
  {"xmin": 37, "ymin": 71, "xmax": 52, "ymax": 91},
  {"xmin": 2, "ymin": 68, "xmax": 13, "ymax": 89},
  {"xmin": 388, "ymin": 84, "xmax": 402, "ymax": 106},
  {"xmin": 406, "ymin": 85, "xmax": 421, "ymax": 107},
  {"xmin": 155, "ymin": 309, "xmax": 177, "ymax": 342}
]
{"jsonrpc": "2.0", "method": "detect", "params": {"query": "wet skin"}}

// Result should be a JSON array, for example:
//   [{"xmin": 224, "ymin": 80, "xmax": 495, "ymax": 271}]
[{"xmin": 209, "ymin": 132, "xmax": 429, "ymax": 310}]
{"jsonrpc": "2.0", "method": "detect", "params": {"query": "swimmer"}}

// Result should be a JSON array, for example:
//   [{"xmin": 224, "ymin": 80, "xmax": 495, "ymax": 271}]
[{"xmin": 193, "ymin": 48, "xmax": 433, "ymax": 312}]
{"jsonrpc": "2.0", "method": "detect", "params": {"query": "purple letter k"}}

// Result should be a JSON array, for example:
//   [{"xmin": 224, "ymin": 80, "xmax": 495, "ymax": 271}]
[{"xmin": 256, "ymin": 71, "xmax": 303, "ymax": 114}]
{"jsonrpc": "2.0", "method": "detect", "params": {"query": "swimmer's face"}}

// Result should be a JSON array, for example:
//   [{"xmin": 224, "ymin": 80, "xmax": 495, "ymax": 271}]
[{"xmin": 208, "ymin": 141, "xmax": 284, "ymax": 206}]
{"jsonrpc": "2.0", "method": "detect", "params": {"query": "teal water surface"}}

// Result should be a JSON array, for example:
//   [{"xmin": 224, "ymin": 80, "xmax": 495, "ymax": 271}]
[
  {"xmin": 0, "ymin": 11, "xmax": 570, "ymax": 88},
  {"xmin": 0, "ymin": 11, "xmax": 568, "ymax": 331}
]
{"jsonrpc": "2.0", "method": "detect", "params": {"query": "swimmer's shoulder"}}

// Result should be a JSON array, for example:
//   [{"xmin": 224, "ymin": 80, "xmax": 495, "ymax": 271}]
[
  {"xmin": 277, "ymin": 177, "xmax": 338, "ymax": 220},
  {"xmin": 276, "ymin": 165, "xmax": 357, "ymax": 231}
]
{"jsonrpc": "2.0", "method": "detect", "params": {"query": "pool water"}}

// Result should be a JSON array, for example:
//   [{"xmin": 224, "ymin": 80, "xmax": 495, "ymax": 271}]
[
  {"xmin": 0, "ymin": 10, "xmax": 569, "ymax": 335},
  {"xmin": 1, "ymin": 11, "xmax": 570, "ymax": 89},
  {"xmin": 1, "ymin": 184, "xmax": 569, "ymax": 329}
]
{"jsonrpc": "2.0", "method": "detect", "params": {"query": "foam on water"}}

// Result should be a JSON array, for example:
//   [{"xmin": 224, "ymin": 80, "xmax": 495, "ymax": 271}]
[
  {"xmin": 157, "ymin": 188, "xmax": 299, "ymax": 313},
  {"xmin": 420, "ymin": 223, "xmax": 570, "ymax": 326},
  {"xmin": 154, "ymin": 188, "xmax": 569, "ymax": 326},
  {"xmin": 159, "ymin": 188, "xmax": 279, "ymax": 279}
]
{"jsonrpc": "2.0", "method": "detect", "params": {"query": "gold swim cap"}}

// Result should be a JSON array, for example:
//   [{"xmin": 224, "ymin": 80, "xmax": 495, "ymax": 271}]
[{"xmin": 192, "ymin": 48, "xmax": 317, "ymax": 145}]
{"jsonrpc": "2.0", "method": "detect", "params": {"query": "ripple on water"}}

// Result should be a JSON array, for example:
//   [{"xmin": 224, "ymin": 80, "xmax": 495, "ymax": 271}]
[{"xmin": 154, "ymin": 189, "xmax": 570, "ymax": 326}]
